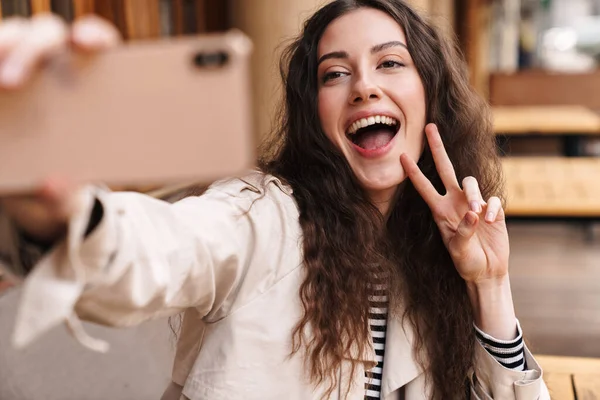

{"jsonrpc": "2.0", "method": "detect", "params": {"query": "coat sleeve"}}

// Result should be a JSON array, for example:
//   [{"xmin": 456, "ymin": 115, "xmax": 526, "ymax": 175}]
[
  {"xmin": 4, "ymin": 176, "xmax": 288, "ymax": 351},
  {"xmin": 470, "ymin": 340, "xmax": 551, "ymax": 399}
]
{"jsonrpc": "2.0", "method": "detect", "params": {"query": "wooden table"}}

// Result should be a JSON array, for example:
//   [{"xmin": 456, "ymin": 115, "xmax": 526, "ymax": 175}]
[
  {"xmin": 503, "ymin": 157, "xmax": 600, "ymax": 217},
  {"xmin": 493, "ymin": 106, "xmax": 600, "ymax": 218},
  {"xmin": 537, "ymin": 355, "xmax": 600, "ymax": 399}
]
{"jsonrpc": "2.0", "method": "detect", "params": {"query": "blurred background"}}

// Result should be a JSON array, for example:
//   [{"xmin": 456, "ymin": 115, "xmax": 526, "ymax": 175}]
[{"xmin": 0, "ymin": 0, "xmax": 599, "ymax": 399}]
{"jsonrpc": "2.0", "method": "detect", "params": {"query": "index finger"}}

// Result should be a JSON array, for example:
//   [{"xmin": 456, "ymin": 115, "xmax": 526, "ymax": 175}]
[
  {"xmin": 71, "ymin": 15, "xmax": 121, "ymax": 51},
  {"xmin": 425, "ymin": 123, "xmax": 460, "ymax": 192},
  {"xmin": 400, "ymin": 153, "xmax": 441, "ymax": 207}
]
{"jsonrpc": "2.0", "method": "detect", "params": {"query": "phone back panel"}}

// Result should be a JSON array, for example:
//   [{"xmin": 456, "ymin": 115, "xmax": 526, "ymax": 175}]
[{"xmin": 0, "ymin": 30, "xmax": 255, "ymax": 193}]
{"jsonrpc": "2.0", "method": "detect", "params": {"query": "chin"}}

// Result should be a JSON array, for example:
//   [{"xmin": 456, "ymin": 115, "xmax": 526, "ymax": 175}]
[{"xmin": 356, "ymin": 168, "xmax": 407, "ymax": 194}]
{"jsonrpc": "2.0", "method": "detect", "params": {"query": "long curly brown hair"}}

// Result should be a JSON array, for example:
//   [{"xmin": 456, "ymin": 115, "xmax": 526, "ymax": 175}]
[{"xmin": 259, "ymin": 0, "xmax": 504, "ymax": 398}]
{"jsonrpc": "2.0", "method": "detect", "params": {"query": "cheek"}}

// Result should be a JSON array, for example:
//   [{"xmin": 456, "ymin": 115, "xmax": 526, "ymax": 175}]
[
  {"xmin": 397, "ymin": 81, "xmax": 427, "ymax": 129},
  {"xmin": 404, "ymin": 84, "xmax": 426, "ymax": 119},
  {"xmin": 395, "ymin": 81, "xmax": 427, "ymax": 154},
  {"xmin": 317, "ymin": 90, "xmax": 341, "ymax": 142}
]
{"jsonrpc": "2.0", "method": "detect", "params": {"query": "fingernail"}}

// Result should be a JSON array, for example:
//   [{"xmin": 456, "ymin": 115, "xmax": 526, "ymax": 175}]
[
  {"xmin": 466, "ymin": 212, "xmax": 476, "ymax": 225},
  {"xmin": 485, "ymin": 212, "xmax": 494, "ymax": 222},
  {"xmin": 72, "ymin": 23, "xmax": 102, "ymax": 45},
  {"xmin": 469, "ymin": 201, "xmax": 481, "ymax": 213},
  {"xmin": 0, "ymin": 61, "xmax": 24, "ymax": 86}
]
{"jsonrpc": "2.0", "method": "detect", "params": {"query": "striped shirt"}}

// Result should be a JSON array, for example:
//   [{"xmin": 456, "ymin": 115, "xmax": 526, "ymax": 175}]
[
  {"xmin": 364, "ymin": 299, "xmax": 527, "ymax": 399},
  {"xmin": 474, "ymin": 321, "xmax": 527, "ymax": 371},
  {"xmin": 365, "ymin": 286, "xmax": 388, "ymax": 400}
]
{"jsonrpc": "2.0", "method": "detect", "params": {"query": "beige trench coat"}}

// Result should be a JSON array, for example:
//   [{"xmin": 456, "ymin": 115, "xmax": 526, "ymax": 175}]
[{"xmin": 0, "ymin": 171, "xmax": 549, "ymax": 400}]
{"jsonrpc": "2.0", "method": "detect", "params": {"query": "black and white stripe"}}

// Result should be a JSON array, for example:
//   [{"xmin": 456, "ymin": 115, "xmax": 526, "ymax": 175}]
[
  {"xmin": 474, "ymin": 321, "xmax": 526, "ymax": 371},
  {"xmin": 363, "ymin": 289, "xmax": 526, "ymax": 399},
  {"xmin": 365, "ymin": 285, "xmax": 388, "ymax": 400}
]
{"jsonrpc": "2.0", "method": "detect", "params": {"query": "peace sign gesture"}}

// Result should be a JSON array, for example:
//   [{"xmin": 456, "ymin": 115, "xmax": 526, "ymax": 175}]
[{"xmin": 400, "ymin": 124, "xmax": 509, "ymax": 284}]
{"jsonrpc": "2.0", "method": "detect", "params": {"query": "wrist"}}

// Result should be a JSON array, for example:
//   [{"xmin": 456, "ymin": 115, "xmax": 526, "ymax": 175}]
[
  {"xmin": 467, "ymin": 274, "xmax": 518, "ymax": 340},
  {"xmin": 466, "ymin": 273, "xmax": 511, "ymax": 294}
]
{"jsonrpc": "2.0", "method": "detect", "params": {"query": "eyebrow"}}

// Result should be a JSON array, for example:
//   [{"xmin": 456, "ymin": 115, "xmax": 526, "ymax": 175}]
[{"xmin": 317, "ymin": 41, "xmax": 408, "ymax": 66}]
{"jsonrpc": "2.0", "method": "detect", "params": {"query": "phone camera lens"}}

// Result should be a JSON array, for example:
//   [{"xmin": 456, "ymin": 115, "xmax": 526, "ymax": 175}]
[{"xmin": 193, "ymin": 51, "xmax": 229, "ymax": 68}]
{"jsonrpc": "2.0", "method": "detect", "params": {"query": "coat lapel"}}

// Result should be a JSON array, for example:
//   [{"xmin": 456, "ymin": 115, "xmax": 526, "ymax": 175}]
[{"xmin": 381, "ymin": 313, "xmax": 424, "ymax": 398}]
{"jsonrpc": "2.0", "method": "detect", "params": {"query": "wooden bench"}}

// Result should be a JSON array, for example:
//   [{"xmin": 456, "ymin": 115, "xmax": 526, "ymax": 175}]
[
  {"xmin": 537, "ymin": 355, "xmax": 600, "ymax": 399},
  {"xmin": 493, "ymin": 105, "xmax": 600, "ymax": 135}
]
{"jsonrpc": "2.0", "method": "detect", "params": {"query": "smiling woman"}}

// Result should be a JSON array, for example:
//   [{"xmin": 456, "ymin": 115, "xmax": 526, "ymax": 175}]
[
  {"xmin": 316, "ymin": 8, "xmax": 426, "ymax": 210},
  {"xmin": 0, "ymin": 1, "xmax": 550, "ymax": 400}
]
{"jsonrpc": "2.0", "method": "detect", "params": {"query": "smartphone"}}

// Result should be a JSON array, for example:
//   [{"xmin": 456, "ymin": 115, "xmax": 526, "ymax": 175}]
[{"xmin": 0, "ymin": 30, "xmax": 255, "ymax": 194}]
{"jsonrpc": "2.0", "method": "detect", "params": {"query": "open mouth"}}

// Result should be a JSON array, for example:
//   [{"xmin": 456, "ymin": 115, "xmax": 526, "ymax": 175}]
[{"xmin": 346, "ymin": 115, "xmax": 400, "ymax": 151}]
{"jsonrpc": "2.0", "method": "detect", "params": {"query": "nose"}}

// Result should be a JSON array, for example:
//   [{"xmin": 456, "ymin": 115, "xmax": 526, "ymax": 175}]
[{"xmin": 348, "ymin": 72, "xmax": 382, "ymax": 105}]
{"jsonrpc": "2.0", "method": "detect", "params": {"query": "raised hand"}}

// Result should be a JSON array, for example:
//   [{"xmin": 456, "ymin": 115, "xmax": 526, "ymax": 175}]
[{"xmin": 400, "ymin": 123, "xmax": 509, "ymax": 285}]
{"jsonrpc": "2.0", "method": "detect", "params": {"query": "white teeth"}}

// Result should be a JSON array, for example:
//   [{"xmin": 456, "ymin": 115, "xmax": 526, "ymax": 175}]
[{"xmin": 347, "ymin": 115, "xmax": 399, "ymax": 134}]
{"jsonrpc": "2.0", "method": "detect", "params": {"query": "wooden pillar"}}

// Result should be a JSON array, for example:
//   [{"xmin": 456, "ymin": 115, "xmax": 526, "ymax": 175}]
[
  {"xmin": 463, "ymin": 0, "xmax": 491, "ymax": 98},
  {"xmin": 123, "ymin": 0, "xmax": 161, "ymax": 39},
  {"xmin": 30, "ymin": 0, "xmax": 52, "ymax": 14},
  {"xmin": 171, "ymin": 0, "xmax": 185, "ymax": 35},
  {"xmin": 230, "ymin": 0, "xmax": 328, "ymax": 143},
  {"xmin": 93, "ymin": 1, "xmax": 127, "ymax": 39},
  {"xmin": 406, "ymin": 0, "xmax": 430, "ymax": 13},
  {"xmin": 405, "ymin": 0, "xmax": 455, "ymax": 37},
  {"xmin": 429, "ymin": 0, "xmax": 455, "ymax": 38},
  {"xmin": 73, "ymin": 0, "xmax": 96, "ymax": 18},
  {"xmin": 195, "ymin": 0, "xmax": 207, "ymax": 32}
]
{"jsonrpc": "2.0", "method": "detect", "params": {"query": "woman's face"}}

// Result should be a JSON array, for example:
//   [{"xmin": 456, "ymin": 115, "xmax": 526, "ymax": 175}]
[{"xmin": 317, "ymin": 7, "xmax": 426, "ymax": 210}]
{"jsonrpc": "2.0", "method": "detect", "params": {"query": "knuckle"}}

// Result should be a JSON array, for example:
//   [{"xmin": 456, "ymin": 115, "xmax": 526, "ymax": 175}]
[{"xmin": 449, "ymin": 243, "xmax": 468, "ymax": 262}]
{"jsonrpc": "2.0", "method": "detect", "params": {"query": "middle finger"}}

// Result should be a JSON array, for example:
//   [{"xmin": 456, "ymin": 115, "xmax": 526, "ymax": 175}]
[
  {"xmin": 462, "ymin": 176, "xmax": 484, "ymax": 213},
  {"xmin": 0, "ymin": 14, "xmax": 68, "ymax": 88}
]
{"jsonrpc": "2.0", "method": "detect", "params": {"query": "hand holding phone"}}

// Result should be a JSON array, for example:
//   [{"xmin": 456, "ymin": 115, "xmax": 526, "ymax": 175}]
[
  {"xmin": 0, "ymin": 15, "xmax": 254, "ymax": 247},
  {"xmin": 0, "ymin": 14, "xmax": 122, "ymax": 245}
]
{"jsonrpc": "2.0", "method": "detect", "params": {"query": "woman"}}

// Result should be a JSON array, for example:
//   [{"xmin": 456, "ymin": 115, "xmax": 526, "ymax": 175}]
[{"xmin": 0, "ymin": 1, "xmax": 549, "ymax": 399}]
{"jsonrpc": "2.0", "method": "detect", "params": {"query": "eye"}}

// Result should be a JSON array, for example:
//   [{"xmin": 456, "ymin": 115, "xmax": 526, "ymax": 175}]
[
  {"xmin": 378, "ymin": 60, "xmax": 405, "ymax": 69},
  {"xmin": 322, "ymin": 71, "xmax": 348, "ymax": 83}
]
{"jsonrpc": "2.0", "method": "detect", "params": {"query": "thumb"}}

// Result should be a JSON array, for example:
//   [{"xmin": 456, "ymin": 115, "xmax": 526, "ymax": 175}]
[
  {"xmin": 448, "ymin": 211, "xmax": 478, "ymax": 261},
  {"xmin": 38, "ymin": 176, "xmax": 78, "ymax": 221}
]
